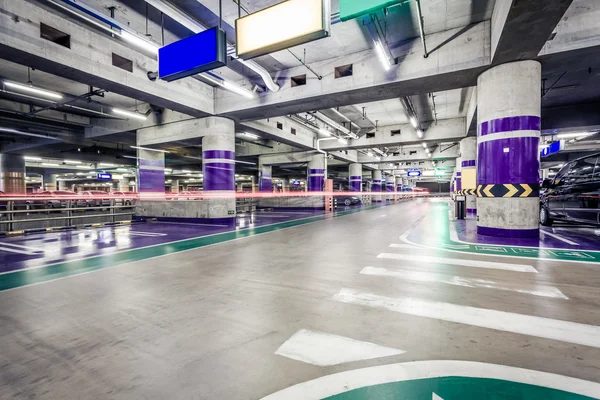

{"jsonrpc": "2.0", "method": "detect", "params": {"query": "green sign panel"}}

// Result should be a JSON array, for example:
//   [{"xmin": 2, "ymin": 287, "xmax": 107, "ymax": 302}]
[{"xmin": 339, "ymin": 0, "xmax": 404, "ymax": 21}]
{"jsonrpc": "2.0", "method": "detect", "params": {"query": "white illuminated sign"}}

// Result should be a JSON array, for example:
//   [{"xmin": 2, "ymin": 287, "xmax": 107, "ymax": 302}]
[{"xmin": 236, "ymin": 0, "xmax": 331, "ymax": 60}]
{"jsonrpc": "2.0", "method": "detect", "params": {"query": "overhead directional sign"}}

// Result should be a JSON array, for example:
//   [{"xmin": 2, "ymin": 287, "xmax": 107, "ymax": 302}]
[
  {"xmin": 236, "ymin": 0, "xmax": 331, "ymax": 60},
  {"xmin": 540, "ymin": 140, "xmax": 563, "ymax": 157},
  {"xmin": 407, "ymin": 169, "xmax": 421, "ymax": 177},
  {"xmin": 158, "ymin": 27, "xmax": 227, "ymax": 82},
  {"xmin": 97, "ymin": 173, "xmax": 112, "ymax": 180}
]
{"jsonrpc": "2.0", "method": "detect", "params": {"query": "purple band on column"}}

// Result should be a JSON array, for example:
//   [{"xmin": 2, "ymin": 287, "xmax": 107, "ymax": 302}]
[
  {"xmin": 479, "ymin": 116, "xmax": 540, "ymax": 136},
  {"xmin": 461, "ymin": 160, "xmax": 476, "ymax": 168},
  {"xmin": 203, "ymin": 163, "xmax": 235, "ymax": 191},
  {"xmin": 397, "ymin": 185, "xmax": 402, "ymax": 191},
  {"xmin": 138, "ymin": 169, "xmax": 164, "ymax": 192},
  {"xmin": 308, "ymin": 169, "xmax": 325, "ymax": 174},
  {"xmin": 203, "ymin": 150, "xmax": 235, "ymax": 160},
  {"xmin": 477, "ymin": 226, "xmax": 539, "ymax": 238},
  {"xmin": 259, "ymin": 178, "xmax": 272, "ymax": 192},
  {"xmin": 386, "ymin": 183, "xmax": 394, "ymax": 192},
  {"xmin": 456, "ymin": 178, "xmax": 462, "ymax": 191},
  {"xmin": 371, "ymin": 183, "xmax": 382, "ymax": 192},
  {"xmin": 349, "ymin": 176, "xmax": 362, "ymax": 192},
  {"xmin": 477, "ymin": 136, "xmax": 540, "ymax": 184},
  {"xmin": 308, "ymin": 176, "xmax": 323, "ymax": 192},
  {"xmin": 456, "ymin": 172, "xmax": 462, "ymax": 177}
]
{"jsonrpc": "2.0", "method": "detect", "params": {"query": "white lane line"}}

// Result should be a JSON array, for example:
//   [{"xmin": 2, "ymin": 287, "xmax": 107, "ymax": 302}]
[
  {"xmin": 117, "ymin": 231, "xmax": 168, "ymax": 237},
  {"xmin": 0, "ymin": 245, "xmax": 42, "ymax": 255},
  {"xmin": 333, "ymin": 288, "xmax": 600, "ymax": 348},
  {"xmin": 387, "ymin": 243, "xmax": 419, "ymax": 250},
  {"xmin": 541, "ymin": 230, "xmax": 579, "ymax": 246},
  {"xmin": 360, "ymin": 267, "xmax": 568, "ymax": 299},
  {"xmin": 260, "ymin": 360, "xmax": 600, "ymax": 400},
  {"xmin": 275, "ymin": 329, "xmax": 405, "ymax": 367},
  {"xmin": 378, "ymin": 252, "xmax": 538, "ymax": 273},
  {"xmin": 0, "ymin": 242, "xmax": 44, "ymax": 251}
]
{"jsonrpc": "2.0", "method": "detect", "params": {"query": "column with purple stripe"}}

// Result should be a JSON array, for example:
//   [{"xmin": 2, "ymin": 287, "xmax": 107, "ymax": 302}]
[
  {"xmin": 259, "ymin": 164, "xmax": 272, "ymax": 192},
  {"xmin": 476, "ymin": 60, "xmax": 541, "ymax": 238},
  {"xmin": 372, "ymin": 170, "xmax": 382, "ymax": 202},
  {"xmin": 307, "ymin": 154, "xmax": 326, "ymax": 192},
  {"xmin": 349, "ymin": 163, "xmax": 362, "ymax": 192},
  {"xmin": 137, "ymin": 148, "xmax": 165, "ymax": 198},
  {"xmin": 460, "ymin": 137, "xmax": 477, "ymax": 215},
  {"xmin": 202, "ymin": 150, "xmax": 235, "ymax": 191}
]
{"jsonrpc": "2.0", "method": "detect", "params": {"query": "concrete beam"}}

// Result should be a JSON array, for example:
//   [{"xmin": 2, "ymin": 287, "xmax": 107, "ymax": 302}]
[
  {"xmin": 215, "ymin": 22, "xmax": 490, "ymax": 120},
  {"xmin": 321, "ymin": 118, "xmax": 466, "ymax": 151},
  {"xmin": 491, "ymin": 0, "xmax": 573, "ymax": 64},
  {"xmin": 0, "ymin": 99, "xmax": 91, "ymax": 126},
  {"xmin": 465, "ymin": 87, "xmax": 477, "ymax": 136},
  {"xmin": 136, "ymin": 116, "xmax": 230, "ymax": 146},
  {"xmin": 258, "ymin": 152, "xmax": 316, "ymax": 166},
  {"xmin": 541, "ymin": 102, "xmax": 600, "ymax": 130},
  {"xmin": 85, "ymin": 109, "xmax": 196, "ymax": 138},
  {"xmin": 240, "ymin": 119, "xmax": 316, "ymax": 150},
  {"xmin": 0, "ymin": 0, "xmax": 214, "ymax": 117},
  {"xmin": 236, "ymin": 142, "xmax": 298, "ymax": 157},
  {"xmin": 357, "ymin": 145, "xmax": 460, "ymax": 164}
]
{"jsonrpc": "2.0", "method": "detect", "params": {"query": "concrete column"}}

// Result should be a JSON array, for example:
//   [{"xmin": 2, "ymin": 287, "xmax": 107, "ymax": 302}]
[
  {"xmin": 395, "ymin": 176, "xmax": 403, "ymax": 192},
  {"xmin": 42, "ymin": 172, "xmax": 58, "ymax": 191},
  {"xmin": 372, "ymin": 170, "xmax": 382, "ymax": 202},
  {"xmin": 280, "ymin": 178, "xmax": 289, "ymax": 192},
  {"xmin": 258, "ymin": 162, "xmax": 272, "ymax": 192},
  {"xmin": 307, "ymin": 154, "xmax": 326, "ymax": 192},
  {"xmin": 454, "ymin": 157, "xmax": 462, "ymax": 193},
  {"xmin": 137, "ymin": 149, "xmax": 165, "ymax": 197},
  {"xmin": 202, "ymin": 117, "xmax": 236, "ymax": 223},
  {"xmin": 58, "ymin": 180, "xmax": 68, "ymax": 190},
  {"xmin": 477, "ymin": 60, "xmax": 541, "ymax": 238},
  {"xmin": 349, "ymin": 163, "xmax": 362, "ymax": 192},
  {"xmin": 119, "ymin": 178, "xmax": 131, "ymax": 192},
  {"xmin": 170, "ymin": 179, "xmax": 179, "ymax": 193},
  {"xmin": 0, "ymin": 154, "xmax": 26, "ymax": 194},
  {"xmin": 460, "ymin": 137, "xmax": 477, "ymax": 215},
  {"xmin": 385, "ymin": 175, "xmax": 395, "ymax": 199}
]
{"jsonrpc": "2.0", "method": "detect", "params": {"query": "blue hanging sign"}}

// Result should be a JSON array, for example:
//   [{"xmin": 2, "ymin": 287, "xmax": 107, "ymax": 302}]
[
  {"xmin": 540, "ymin": 140, "xmax": 563, "ymax": 157},
  {"xmin": 407, "ymin": 169, "xmax": 421, "ymax": 177},
  {"xmin": 97, "ymin": 173, "xmax": 112, "ymax": 180},
  {"xmin": 158, "ymin": 27, "xmax": 227, "ymax": 82}
]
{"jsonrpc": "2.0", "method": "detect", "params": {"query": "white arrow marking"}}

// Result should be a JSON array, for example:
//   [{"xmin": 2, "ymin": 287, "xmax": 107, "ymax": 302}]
[
  {"xmin": 275, "ymin": 329, "xmax": 405, "ymax": 367},
  {"xmin": 377, "ymin": 253, "xmax": 538, "ymax": 273}
]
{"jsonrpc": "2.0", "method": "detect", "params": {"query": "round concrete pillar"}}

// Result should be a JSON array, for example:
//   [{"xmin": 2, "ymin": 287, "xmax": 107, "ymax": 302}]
[
  {"xmin": 170, "ymin": 179, "xmax": 179, "ymax": 193},
  {"xmin": 460, "ymin": 137, "xmax": 477, "ymax": 215},
  {"xmin": 0, "ymin": 154, "xmax": 26, "ymax": 194},
  {"xmin": 258, "ymin": 163, "xmax": 272, "ymax": 192},
  {"xmin": 372, "ymin": 170, "xmax": 382, "ymax": 202},
  {"xmin": 58, "ymin": 180, "xmax": 68, "ymax": 190},
  {"xmin": 43, "ymin": 172, "xmax": 58, "ymax": 191},
  {"xmin": 202, "ymin": 118, "xmax": 236, "ymax": 191},
  {"xmin": 349, "ymin": 163, "xmax": 362, "ymax": 192},
  {"xmin": 454, "ymin": 157, "xmax": 462, "ymax": 193},
  {"xmin": 395, "ymin": 176, "xmax": 403, "ymax": 192},
  {"xmin": 307, "ymin": 154, "xmax": 326, "ymax": 192},
  {"xmin": 477, "ymin": 60, "xmax": 541, "ymax": 238}
]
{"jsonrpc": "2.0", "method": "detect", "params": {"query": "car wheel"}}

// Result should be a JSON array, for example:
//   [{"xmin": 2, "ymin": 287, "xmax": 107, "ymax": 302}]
[
  {"xmin": 47, "ymin": 202, "xmax": 54, "ymax": 209},
  {"xmin": 344, "ymin": 199, "xmax": 352, "ymax": 206},
  {"xmin": 540, "ymin": 205, "xmax": 553, "ymax": 226}
]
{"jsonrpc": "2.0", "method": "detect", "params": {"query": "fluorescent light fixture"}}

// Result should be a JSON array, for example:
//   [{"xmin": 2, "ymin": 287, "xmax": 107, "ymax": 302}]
[
  {"xmin": 3, "ymin": 81, "xmax": 63, "ymax": 100},
  {"xmin": 113, "ymin": 108, "xmax": 148, "ymax": 121},
  {"xmin": 120, "ymin": 30, "xmax": 159, "ymax": 54},
  {"xmin": 116, "ymin": 168, "xmax": 129, "ymax": 172},
  {"xmin": 23, "ymin": 156, "xmax": 42, "ymax": 161},
  {"xmin": 222, "ymin": 80, "xmax": 255, "ymax": 99},
  {"xmin": 76, "ymin": 165, "xmax": 93, "ymax": 169},
  {"xmin": 130, "ymin": 145, "xmax": 170, "ymax": 153},
  {"xmin": 42, "ymin": 163, "xmax": 59, "ymax": 166},
  {"xmin": 98, "ymin": 163, "xmax": 116, "ymax": 167},
  {"xmin": 416, "ymin": 129, "xmax": 424, "ymax": 138},
  {"xmin": 422, "ymin": 142, "xmax": 427, "ymax": 148},
  {"xmin": 410, "ymin": 117, "xmax": 418, "ymax": 128},
  {"xmin": 374, "ymin": 40, "xmax": 391, "ymax": 71},
  {"xmin": 554, "ymin": 132, "xmax": 595, "ymax": 139},
  {"xmin": 236, "ymin": 0, "xmax": 330, "ymax": 60},
  {"xmin": 428, "ymin": 153, "xmax": 432, "ymax": 158},
  {"xmin": 182, "ymin": 170, "xmax": 191, "ymax": 173},
  {"xmin": 64, "ymin": 160, "xmax": 82, "ymax": 164},
  {"xmin": 424, "ymin": 147, "xmax": 429, "ymax": 153},
  {"xmin": 319, "ymin": 128, "xmax": 331, "ymax": 136},
  {"xmin": 243, "ymin": 132, "xmax": 259, "ymax": 139},
  {"xmin": 367, "ymin": 151, "xmax": 374, "ymax": 157},
  {"xmin": 338, "ymin": 138, "xmax": 347, "ymax": 144},
  {"xmin": 235, "ymin": 160, "xmax": 256, "ymax": 165},
  {"xmin": 0, "ymin": 127, "xmax": 61, "ymax": 141}
]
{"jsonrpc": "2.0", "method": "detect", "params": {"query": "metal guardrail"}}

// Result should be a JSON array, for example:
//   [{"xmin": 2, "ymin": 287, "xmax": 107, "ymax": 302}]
[{"xmin": 0, "ymin": 200, "xmax": 135, "ymax": 232}]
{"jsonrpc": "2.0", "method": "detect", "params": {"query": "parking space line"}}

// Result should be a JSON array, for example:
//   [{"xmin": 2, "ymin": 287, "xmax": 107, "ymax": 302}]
[
  {"xmin": 378, "ymin": 252, "xmax": 538, "ymax": 273},
  {"xmin": 360, "ymin": 267, "xmax": 568, "ymax": 299},
  {"xmin": 542, "ymin": 230, "xmax": 579, "ymax": 246},
  {"xmin": 333, "ymin": 288, "xmax": 600, "ymax": 348},
  {"xmin": 0, "ymin": 245, "xmax": 42, "ymax": 255}
]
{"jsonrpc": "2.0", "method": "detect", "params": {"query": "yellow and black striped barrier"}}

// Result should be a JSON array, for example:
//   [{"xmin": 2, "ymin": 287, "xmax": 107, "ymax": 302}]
[
  {"xmin": 476, "ymin": 183, "xmax": 539, "ymax": 198},
  {"xmin": 454, "ymin": 189, "xmax": 477, "ymax": 196}
]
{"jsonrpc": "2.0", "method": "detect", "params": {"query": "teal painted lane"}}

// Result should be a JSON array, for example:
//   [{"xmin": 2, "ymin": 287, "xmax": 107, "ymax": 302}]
[
  {"xmin": 403, "ymin": 202, "xmax": 600, "ymax": 264},
  {"xmin": 0, "ymin": 205, "xmax": 383, "ymax": 292}
]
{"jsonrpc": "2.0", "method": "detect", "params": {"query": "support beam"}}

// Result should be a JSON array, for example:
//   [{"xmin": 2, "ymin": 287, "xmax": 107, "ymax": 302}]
[
  {"xmin": 321, "ymin": 118, "xmax": 466, "ymax": 151},
  {"xmin": 491, "ymin": 0, "xmax": 573, "ymax": 64},
  {"xmin": 216, "ymin": 22, "xmax": 490, "ymax": 120},
  {"xmin": 357, "ymin": 146, "xmax": 460, "ymax": 164},
  {"xmin": 0, "ymin": 0, "xmax": 214, "ymax": 117},
  {"xmin": 240, "ymin": 119, "xmax": 316, "ymax": 150},
  {"xmin": 137, "ymin": 117, "xmax": 225, "ymax": 146}
]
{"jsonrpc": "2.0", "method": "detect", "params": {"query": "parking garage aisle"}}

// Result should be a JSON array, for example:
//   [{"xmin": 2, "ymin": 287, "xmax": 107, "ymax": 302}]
[{"xmin": 1, "ymin": 199, "xmax": 599, "ymax": 399}]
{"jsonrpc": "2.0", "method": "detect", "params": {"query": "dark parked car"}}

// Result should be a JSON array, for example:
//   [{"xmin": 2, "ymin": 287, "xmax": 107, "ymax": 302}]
[
  {"xmin": 540, "ymin": 153, "xmax": 600, "ymax": 226},
  {"xmin": 334, "ymin": 194, "xmax": 362, "ymax": 206}
]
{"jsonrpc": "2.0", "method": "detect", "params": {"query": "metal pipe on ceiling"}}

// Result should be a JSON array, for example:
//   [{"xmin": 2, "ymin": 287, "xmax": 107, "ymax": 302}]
[{"xmin": 415, "ymin": 0, "xmax": 429, "ymax": 58}]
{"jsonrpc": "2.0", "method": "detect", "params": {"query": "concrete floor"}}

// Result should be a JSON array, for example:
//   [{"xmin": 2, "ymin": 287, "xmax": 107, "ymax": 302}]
[{"xmin": 1, "ymin": 199, "xmax": 599, "ymax": 399}]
